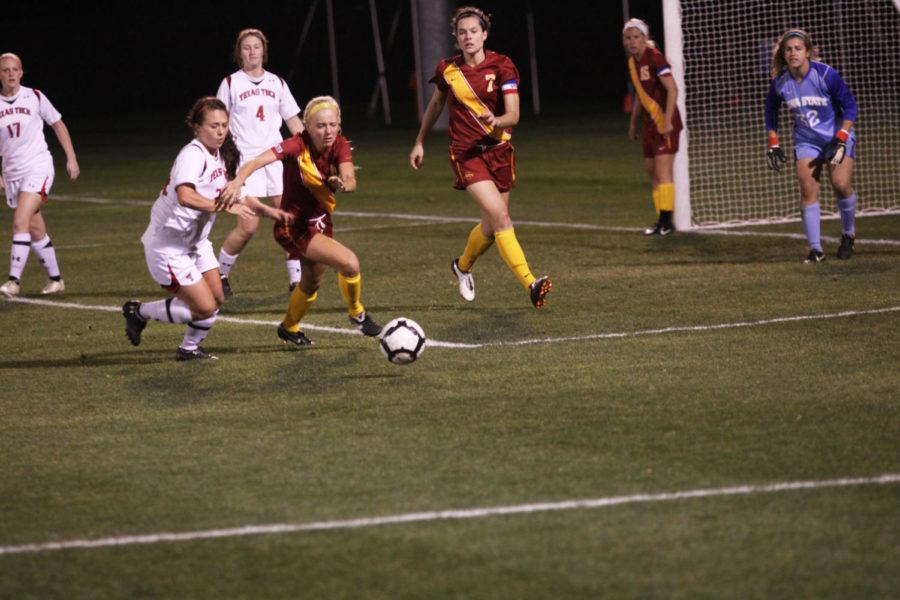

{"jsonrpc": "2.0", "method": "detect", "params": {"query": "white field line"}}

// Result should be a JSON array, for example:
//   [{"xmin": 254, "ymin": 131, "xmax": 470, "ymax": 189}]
[
  {"xmin": 53, "ymin": 194, "xmax": 900, "ymax": 246},
  {"xmin": 3, "ymin": 297, "xmax": 899, "ymax": 350},
  {"xmin": 0, "ymin": 473, "xmax": 897, "ymax": 556}
]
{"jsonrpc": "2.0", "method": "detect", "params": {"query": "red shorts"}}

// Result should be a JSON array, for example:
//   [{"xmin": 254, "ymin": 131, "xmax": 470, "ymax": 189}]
[
  {"xmin": 273, "ymin": 207, "xmax": 333, "ymax": 260},
  {"xmin": 642, "ymin": 120, "xmax": 682, "ymax": 158},
  {"xmin": 449, "ymin": 143, "xmax": 516, "ymax": 192}
]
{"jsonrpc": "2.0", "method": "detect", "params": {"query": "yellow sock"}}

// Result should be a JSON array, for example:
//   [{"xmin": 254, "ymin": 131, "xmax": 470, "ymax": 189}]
[
  {"xmin": 283, "ymin": 288, "xmax": 317, "ymax": 333},
  {"xmin": 458, "ymin": 224, "xmax": 494, "ymax": 272},
  {"xmin": 652, "ymin": 187, "xmax": 660, "ymax": 215},
  {"xmin": 494, "ymin": 228, "xmax": 535, "ymax": 289},
  {"xmin": 338, "ymin": 273, "xmax": 365, "ymax": 318},
  {"xmin": 658, "ymin": 183, "xmax": 675, "ymax": 212}
]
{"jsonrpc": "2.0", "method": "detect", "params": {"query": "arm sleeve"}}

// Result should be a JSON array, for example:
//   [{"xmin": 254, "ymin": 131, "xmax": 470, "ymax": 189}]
[
  {"xmin": 37, "ymin": 92, "xmax": 62, "ymax": 126},
  {"xmin": 428, "ymin": 60, "xmax": 450, "ymax": 92},
  {"xmin": 215, "ymin": 78, "xmax": 231, "ymax": 109},
  {"xmin": 499, "ymin": 57, "xmax": 520, "ymax": 94},
  {"xmin": 279, "ymin": 80, "xmax": 302, "ymax": 120},
  {"xmin": 653, "ymin": 52, "xmax": 673, "ymax": 78},
  {"xmin": 825, "ymin": 67, "xmax": 858, "ymax": 122},
  {"xmin": 334, "ymin": 137, "xmax": 353, "ymax": 164},
  {"xmin": 272, "ymin": 135, "xmax": 303, "ymax": 160},
  {"xmin": 171, "ymin": 145, "xmax": 206, "ymax": 188},
  {"xmin": 764, "ymin": 79, "xmax": 782, "ymax": 132}
]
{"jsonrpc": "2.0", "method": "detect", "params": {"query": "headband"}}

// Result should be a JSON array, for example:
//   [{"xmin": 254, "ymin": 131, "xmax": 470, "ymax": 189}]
[
  {"xmin": 784, "ymin": 30, "xmax": 811, "ymax": 46},
  {"xmin": 305, "ymin": 101, "xmax": 340, "ymax": 122},
  {"xmin": 623, "ymin": 18, "xmax": 649, "ymax": 37}
]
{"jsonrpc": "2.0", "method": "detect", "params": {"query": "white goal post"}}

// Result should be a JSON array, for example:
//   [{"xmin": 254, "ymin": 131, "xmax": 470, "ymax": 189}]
[{"xmin": 664, "ymin": 0, "xmax": 900, "ymax": 229}]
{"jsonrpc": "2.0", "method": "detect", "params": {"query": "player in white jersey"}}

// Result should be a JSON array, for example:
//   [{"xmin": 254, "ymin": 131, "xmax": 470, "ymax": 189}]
[
  {"xmin": 215, "ymin": 28, "xmax": 305, "ymax": 296},
  {"xmin": 122, "ymin": 97, "xmax": 292, "ymax": 361},
  {"xmin": 0, "ymin": 53, "xmax": 79, "ymax": 298}
]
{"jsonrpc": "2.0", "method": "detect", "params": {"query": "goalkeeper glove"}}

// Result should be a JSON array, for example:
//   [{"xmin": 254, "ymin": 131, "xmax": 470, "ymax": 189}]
[
  {"xmin": 766, "ymin": 133, "xmax": 787, "ymax": 171},
  {"xmin": 825, "ymin": 129, "xmax": 850, "ymax": 165}
]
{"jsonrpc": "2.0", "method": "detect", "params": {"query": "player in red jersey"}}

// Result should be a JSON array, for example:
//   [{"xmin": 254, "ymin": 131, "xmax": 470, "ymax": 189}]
[
  {"xmin": 220, "ymin": 96, "xmax": 381, "ymax": 346},
  {"xmin": 623, "ymin": 18, "xmax": 683, "ymax": 236},
  {"xmin": 409, "ymin": 6, "xmax": 552, "ymax": 309}
]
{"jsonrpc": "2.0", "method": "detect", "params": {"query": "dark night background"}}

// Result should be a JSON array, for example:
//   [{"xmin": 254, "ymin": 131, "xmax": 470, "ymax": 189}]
[{"xmin": 4, "ymin": 1, "xmax": 663, "ymax": 122}]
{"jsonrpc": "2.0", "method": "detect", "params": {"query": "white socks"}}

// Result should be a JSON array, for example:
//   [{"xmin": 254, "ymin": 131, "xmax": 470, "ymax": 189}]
[
  {"xmin": 31, "ymin": 234, "xmax": 61, "ymax": 279},
  {"xmin": 9, "ymin": 233, "xmax": 31, "ymax": 280},
  {"xmin": 218, "ymin": 250, "xmax": 238, "ymax": 277}
]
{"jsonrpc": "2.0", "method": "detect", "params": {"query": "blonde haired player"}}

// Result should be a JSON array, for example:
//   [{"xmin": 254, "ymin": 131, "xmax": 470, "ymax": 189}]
[
  {"xmin": 215, "ymin": 28, "xmax": 305, "ymax": 296},
  {"xmin": 0, "ymin": 52, "xmax": 79, "ymax": 297},
  {"xmin": 623, "ymin": 18, "xmax": 682, "ymax": 236},
  {"xmin": 219, "ymin": 96, "xmax": 382, "ymax": 345}
]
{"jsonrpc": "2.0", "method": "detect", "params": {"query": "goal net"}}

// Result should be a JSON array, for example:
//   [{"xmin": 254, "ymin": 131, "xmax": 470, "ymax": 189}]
[{"xmin": 667, "ymin": 0, "xmax": 900, "ymax": 228}]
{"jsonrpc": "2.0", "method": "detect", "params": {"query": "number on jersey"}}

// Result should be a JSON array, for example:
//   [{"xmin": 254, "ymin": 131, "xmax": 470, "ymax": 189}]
[{"xmin": 256, "ymin": 106, "xmax": 265, "ymax": 122}]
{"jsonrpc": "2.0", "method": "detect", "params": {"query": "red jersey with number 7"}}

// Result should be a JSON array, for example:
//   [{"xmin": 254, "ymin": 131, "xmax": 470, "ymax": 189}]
[{"xmin": 430, "ymin": 51, "xmax": 519, "ymax": 153}]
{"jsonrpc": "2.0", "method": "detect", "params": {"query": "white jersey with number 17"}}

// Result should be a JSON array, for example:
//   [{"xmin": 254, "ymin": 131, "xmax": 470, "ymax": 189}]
[
  {"xmin": 0, "ymin": 86, "xmax": 61, "ymax": 180},
  {"xmin": 216, "ymin": 70, "xmax": 301, "ymax": 159}
]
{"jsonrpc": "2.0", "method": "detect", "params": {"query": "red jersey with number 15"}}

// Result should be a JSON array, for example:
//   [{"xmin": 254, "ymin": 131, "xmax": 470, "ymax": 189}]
[
  {"xmin": 430, "ymin": 51, "xmax": 519, "ymax": 153},
  {"xmin": 628, "ymin": 46, "xmax": 682, "ymax": 132},
  {"xmin": 272, "ymin": 131, "xmax": 352, "ymax": 215}
]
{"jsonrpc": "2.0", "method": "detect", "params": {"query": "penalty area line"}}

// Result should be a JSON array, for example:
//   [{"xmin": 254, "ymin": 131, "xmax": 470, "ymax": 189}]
[
  {"xmin": 3, "ymin": 297, "xmax": 899, "ymax": 349},
  {"xmin": 0, "ymin": 473, "xmax": 897, "ymax": 556}
]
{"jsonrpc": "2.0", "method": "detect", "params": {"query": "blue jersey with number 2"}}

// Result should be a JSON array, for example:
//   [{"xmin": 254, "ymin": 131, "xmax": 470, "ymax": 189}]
[{"xmin": 764, "ymin": 61, "xmax": 857, "ymax": 148}]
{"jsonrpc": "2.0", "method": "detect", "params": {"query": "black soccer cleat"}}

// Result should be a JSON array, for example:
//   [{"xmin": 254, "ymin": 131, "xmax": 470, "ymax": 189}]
[
  {"xmin": 836, "ymin": 234, "xmax": 855, "ymax": 260},
  {"xmin": 122, "ymin": 301, "xmax": 147, "ymax": 346},
  {"xmin": 277, "ymin": 324, "xmax": 313, "ymax": 346},
  {"xmin": 220, "ymin": 276, "xmax": 233, "ymax": 298},
  {"xmin": 350, "ymin": 312, "xmax": 382, "ymax": 337},
  {"xmin": 530, "ymin": 276, "xmax": 553, "ymax": 309},
  {"xmin": 803, "ymin": 249, "xmax": 826, "ymax": 263},
  {"xmin": 175, "ymin": 346, "xmax": 218, "ymax": 361}
]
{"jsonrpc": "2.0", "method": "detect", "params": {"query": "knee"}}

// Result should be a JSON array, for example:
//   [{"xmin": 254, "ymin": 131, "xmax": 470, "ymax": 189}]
[
  {"xmin": 192, "ymin": 304, "xmax": 218, "ymax": 320},
  {"xmin": 238, "ymin": 215, "xmax": 260, "ymax": 236},
  {"xmin": 340, "ymin": 253, "xmax": 360, "ymax": 277}
]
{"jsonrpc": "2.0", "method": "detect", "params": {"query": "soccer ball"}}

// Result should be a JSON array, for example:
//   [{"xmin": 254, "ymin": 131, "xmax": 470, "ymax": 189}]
[{"xmin": 379, "ymin": 317, "xmax": 426, "ymax": 365}]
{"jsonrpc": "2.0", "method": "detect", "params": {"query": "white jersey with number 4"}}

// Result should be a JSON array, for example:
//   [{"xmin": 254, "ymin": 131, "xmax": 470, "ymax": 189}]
[
  {"xmin": 0, "ymin": 86, "xmax": 61, "ymax": 180},
  {"xmin": 216, "ymin": 70, "xmax": 301, "ymax": 159},
  {"xmin": 142, "ymin": 140, "xmax": 228, "ymax": 252}
]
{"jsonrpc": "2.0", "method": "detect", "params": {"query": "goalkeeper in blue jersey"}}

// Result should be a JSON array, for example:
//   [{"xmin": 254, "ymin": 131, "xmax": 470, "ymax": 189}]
[{"xmin": 764, "ymin": 29, "xmax": 858, "ymax": 262}]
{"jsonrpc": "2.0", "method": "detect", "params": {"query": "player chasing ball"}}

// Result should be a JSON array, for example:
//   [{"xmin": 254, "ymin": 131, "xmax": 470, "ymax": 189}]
[
  {"xmin": 765, "ymin": 29, "xmax": 858, "ymax": 262},
  {"xmin": 622, "ymin": 18, "xmax": 682, "ymax": 236},
  {"xmin": 219, "ymin": 96, "xmax": 382, "ymax": 347},
  {"xmin": 0, "ymin": 52, "xmax": 79, "ymax": 298},
  {"xmin": 216, "ymin": 28, "xmax": 305, "ymax": 296},
  {"xmin": 409, "ymin": 6, "xmax": 552, "ymax": 309},
  {"xmin": 122, "ymin": 97, "xmax": 292, "ymax": 361}
]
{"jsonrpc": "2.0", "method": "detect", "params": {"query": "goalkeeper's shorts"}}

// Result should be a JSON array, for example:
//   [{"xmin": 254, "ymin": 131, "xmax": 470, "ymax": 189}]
[{"xmin": 794, "ymin": 138, "xmax": 856, "ymax": 161}]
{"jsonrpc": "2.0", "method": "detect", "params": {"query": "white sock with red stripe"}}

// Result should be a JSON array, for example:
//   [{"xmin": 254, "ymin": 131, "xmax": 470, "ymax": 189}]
[
  {"xmin": 9, "ymin": 233, "xmax": 31, "ymax": 281},
  {"xmin": 137, "ymin": 297, "xmax": 193, "ymax": 323},
  {"xmin": 31, "ymin": 234, "xmax": 61, "ymax": 280},
  {"xmin": 180, "ymin": 311, "xmax": 218, "ymax": 351}
]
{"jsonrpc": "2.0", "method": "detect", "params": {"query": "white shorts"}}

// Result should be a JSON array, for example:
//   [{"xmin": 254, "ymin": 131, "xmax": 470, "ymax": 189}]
[
  {"xmin": 143, "ymin": 238, "xmax": 218, "ymax": 291},
  {"xmin": 3, "ymin": 170, "xmax": 55, "ymax": 208},
  {"xmin": 242, "ymin": 160, "xmax": 283, "ymax": 198}
]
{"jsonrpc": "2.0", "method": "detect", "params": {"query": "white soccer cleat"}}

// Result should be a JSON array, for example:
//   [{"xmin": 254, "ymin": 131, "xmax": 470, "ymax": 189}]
[
  {"xmin": 0, "ymin": 279, "xmax": 21, "ymax": 298},
  {"xmin": 40, "ymin": 279, "xmax": 65, "ymax": 295},
  {"xmin": 451, "ymin": 258, "xmax": 475, "ymax": 302}
]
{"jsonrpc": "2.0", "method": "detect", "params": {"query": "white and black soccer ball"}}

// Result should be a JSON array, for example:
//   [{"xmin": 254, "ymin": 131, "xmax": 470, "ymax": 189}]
[{"xmin": 379, "ymin": 317, "xmax": 426, "ymax": 365}]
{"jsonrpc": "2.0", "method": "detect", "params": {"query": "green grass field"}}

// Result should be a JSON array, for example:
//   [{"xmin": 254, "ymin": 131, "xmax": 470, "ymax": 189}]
[{"xmin": 1, "ymin": 110, "xmax": 898, "ymax": 598}]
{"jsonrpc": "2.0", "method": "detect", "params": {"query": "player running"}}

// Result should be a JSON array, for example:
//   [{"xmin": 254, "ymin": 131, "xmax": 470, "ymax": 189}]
[
  {"xmin": 409, "ymin": 6, "xmax": 552, "ymax": 308},
  {"xmin": 219, "ymin": 96, "xmax": 382, "ymax": 346},
  {"xmin": 765, "ymin": 29, "xmax": 859, "ymax": 262},
  {"xmin": 623, "ymin": 18, "xmax": 682, "ymax": 236},
  {"xmin": 216, "ymin": 28, "xmax": 305, "ymax": 296},
  {"xmin": 122, "ymin": 97, "xmax": 292, "ymax": 361},
  {"xmin": 0, "ymin": 52, "xmax": 79, "ymax": 298}
]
